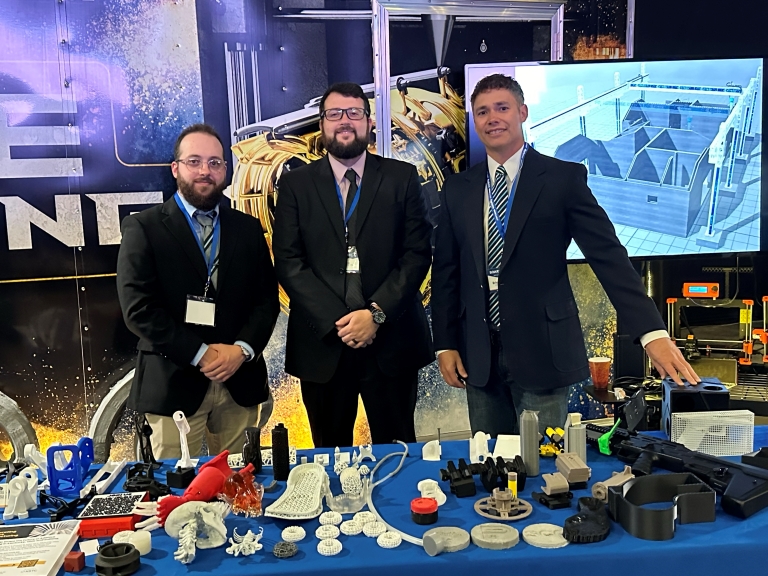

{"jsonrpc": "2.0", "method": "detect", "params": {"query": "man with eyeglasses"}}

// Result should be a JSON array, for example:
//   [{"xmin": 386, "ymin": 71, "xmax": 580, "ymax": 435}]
[
  {"xmin": 273, "ymin": 82, "xmax": 433, "ymax": 448},
  {"xmin": 117, "ymin": 123, "xmax": 279, "ymax": 459}
]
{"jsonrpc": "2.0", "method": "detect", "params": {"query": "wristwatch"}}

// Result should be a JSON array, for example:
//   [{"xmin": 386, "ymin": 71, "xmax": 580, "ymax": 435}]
[
  {"xmin": 368, "ymin": 304, "xmax": 386, "ymax": 325},
  {"xmin": 238, "ymin": 345, "xmax": 252, "ymax": 361}
]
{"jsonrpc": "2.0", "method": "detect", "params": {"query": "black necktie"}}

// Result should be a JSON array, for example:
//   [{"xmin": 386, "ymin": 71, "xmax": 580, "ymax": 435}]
[
  {"xmin": 343, "ymin": 168, "xmax": 365, "ymax": 311},
  {"xmin": 344, "ymin": 169, "xmax": 357, "ymax": 216}
]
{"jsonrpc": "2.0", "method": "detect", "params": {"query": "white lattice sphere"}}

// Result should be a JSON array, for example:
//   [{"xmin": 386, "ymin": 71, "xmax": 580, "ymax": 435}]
[{"xmin": 340, "ymin": 466, "xmax": 363, "ymax": 495}]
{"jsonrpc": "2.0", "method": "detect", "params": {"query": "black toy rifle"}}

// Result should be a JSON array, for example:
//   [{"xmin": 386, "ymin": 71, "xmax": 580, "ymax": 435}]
[{"xmin": 585, "ymin": 422, "xmax": 768, "ymax": 519}]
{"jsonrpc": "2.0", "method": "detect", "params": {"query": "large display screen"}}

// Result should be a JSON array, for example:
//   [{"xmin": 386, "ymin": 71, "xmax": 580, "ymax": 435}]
[{"xmin": 466, "ymin": 58, "xmax": 764, "ymax": 260}]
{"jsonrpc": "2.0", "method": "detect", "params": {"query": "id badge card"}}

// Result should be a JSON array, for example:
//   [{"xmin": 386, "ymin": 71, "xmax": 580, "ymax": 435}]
[
  {"xmin": 185, "ymin": 295, "xmax": 216, "ymax": 326},
  {"xmin": 346, "ymin": 245, "xmax": 360, "ymax": 273},
  {"xmin": 487, "ymin": 269, "xmax": 500, "ymax": 292}
]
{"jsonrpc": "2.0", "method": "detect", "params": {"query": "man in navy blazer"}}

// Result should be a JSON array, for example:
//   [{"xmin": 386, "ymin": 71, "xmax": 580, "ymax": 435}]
[{"xmin": 431, "ymin": 74, "xmax": 699, "ymax": 436}]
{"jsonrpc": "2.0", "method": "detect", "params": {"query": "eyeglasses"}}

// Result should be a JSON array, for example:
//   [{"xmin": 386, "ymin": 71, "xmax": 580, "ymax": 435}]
[
  {"xmin": 176, "ymin": 157, "xmax": 227, "ymax": 172},
  {"xmin": 321, "ymin": 107, "xmax": 369, "ymax": 121}
]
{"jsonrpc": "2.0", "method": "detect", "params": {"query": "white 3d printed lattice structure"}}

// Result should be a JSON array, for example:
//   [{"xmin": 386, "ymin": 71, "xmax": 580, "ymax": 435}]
[{"xmin": 671, "ymin": 410, "xmax": 754, "ymax": 456}]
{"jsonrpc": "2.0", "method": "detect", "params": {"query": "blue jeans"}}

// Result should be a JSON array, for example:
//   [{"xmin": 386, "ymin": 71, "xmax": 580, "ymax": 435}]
[{"xmin": 466, "ymin": 331, "xmax": 569, "ymax": 437}]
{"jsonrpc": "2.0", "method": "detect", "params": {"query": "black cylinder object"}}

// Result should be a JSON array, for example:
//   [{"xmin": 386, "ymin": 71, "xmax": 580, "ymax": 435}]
[
  {"xmin": 243, "ymin": 426, "xmax": 262, "ymax": 474},
  {"xmin": 272, "ymin": 423, "xmax": 290, "ymax": 481},
  {"xmin": 411, "ymin": 497, "xmax": 439, "ymax": 525}
]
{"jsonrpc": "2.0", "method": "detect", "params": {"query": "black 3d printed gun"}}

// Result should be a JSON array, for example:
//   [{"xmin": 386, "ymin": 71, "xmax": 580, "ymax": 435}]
[{"xmin": 585, "ymin": 423, "xmax": 768, "ymax": 519}]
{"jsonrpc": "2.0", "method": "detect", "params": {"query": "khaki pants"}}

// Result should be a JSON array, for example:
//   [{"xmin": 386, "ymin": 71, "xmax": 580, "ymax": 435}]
[{"xmin": 144, "ymin": 380, "xmax": 260, "ymax": 460}]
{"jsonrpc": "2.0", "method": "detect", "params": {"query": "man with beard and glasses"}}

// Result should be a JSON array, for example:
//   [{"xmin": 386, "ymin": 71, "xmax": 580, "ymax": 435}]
[
  {"xmin": 116, "ymin": 124, "xmax": 279, "ymax": 459},
  {"xmin": 272, "ymin": 82, "xmax": 433, "ymax": 447}
]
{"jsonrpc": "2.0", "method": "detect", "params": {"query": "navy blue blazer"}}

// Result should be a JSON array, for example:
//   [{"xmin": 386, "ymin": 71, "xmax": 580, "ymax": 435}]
[{"xmin": 431, "ymin": 147, "xmax": 665, "ymax": 391}]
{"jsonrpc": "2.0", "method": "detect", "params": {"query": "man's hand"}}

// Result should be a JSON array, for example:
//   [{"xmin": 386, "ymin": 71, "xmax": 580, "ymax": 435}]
[
  {"xmin": 198, "ymin": 346, "xmax": 219, "ymax": 370},
  {"xmin": 645, "ymin": 337, "xmax": 701, "ymax": 386},
  {"xmin": 200, "ymin": 343, "xmax": 246, "ymax": 382},
  {"xmin": 438, "ymin": 350, "xmax": 468, "ymax": 389},
  {"xmin": 336, "ymin": 310, "xmax": 378, "ymax": 349}
]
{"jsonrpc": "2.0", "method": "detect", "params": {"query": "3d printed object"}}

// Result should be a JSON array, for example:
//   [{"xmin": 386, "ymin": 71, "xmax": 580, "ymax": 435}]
[
  {"xmin": 474, "ymin": 487, "xmax": 533, "ymax": 521},
  {"xmin": 522, "ymin": 523, "xmax": 569, "ymax": 549},
  {"xmin": 263, "ymin": 463, "xmax": 328, "ymax": 520},
  {"xmin": 470, "ymin": 523, "xmax": 520, "ymax": 550},
  {"xmin": 563, "ymin": 497, "xmax": 611, "ymax": 543},
  {"xmin": 422, "ymin": 527, "xmax": 470, "ymax": 556}
]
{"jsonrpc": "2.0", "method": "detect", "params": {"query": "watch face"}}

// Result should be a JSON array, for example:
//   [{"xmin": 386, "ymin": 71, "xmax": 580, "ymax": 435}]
[{"xmin": 372, "ymin": 309, "xmax": 386, "ymax": 324}]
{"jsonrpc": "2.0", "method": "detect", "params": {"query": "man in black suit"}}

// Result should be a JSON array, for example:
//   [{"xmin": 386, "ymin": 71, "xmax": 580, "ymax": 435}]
[
  {"xmin": 272, "ymin": 82, "xmax": 433, "ymax": 448},
  {"xmin": 432, "ymin": 74, "xmax": 699, "ymax": 437},
  {"xmin": 117, "ymin": 124, "xmax": 279, "ymax": 459}
]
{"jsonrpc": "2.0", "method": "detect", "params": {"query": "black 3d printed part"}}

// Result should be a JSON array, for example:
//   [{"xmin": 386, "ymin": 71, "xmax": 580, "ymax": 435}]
[
  {"xmin": 531, "ymin": 490, "xmax": 573, "ymax": 510},
  {"xmin": 243, "ymin": 427, "xmax": 263, "ymax": 474},
  {"xmin": 585, "ymin": 422, "xmax": 768, "ymax": 519},
  {"xmin": 272, "ymin": 423, "xmax": 290, "ymax": 481},
  {"xmin": 471, "ymin": 456, "xmax": 528, "ymax": 493},
  {"xmin": 166, "ymin": 466, "xmax": 195, "ymax": 489},
  {"xmin": 439, "ymin": 459, "xmax": 476, "ymax": 498},
  {"xmin": 563, "ymin": 497, "xmax": 611, "ymax": 543},
  {"xmin": 95, "ymin": 543, "xmax": 140, "ymax": 576},
  {"xmin": 742, "ymin": 447, "xmax": 768, "ymax": 471},
  {"xmin": 607, "ymin": 473, "xmax": 715, "ymax": 540}
]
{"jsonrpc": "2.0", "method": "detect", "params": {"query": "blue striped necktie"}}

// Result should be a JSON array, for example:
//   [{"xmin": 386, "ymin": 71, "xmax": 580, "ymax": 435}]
[
  {"xmin": 193, "ymin": 210, "xmax": 219, "ymax": 289},
  {"xmin": 487, "ymin": 165, "xmax": 508, "ymax": 327}
]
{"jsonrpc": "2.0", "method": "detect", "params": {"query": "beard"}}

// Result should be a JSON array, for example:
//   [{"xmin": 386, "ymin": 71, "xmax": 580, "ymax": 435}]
[
  {"xmin": 322, "ymin": 126, "xmax": 370, "ymax": 159},
  {"xmin": 177, "ymin": 174, "xmax": 226, "ymax": 211}
]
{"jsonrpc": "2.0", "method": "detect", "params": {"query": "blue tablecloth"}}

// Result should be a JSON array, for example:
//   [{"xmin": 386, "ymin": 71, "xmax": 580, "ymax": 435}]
[{"xmin": 14, "ymin": 428, "xmax": 768, "ymax": 576}]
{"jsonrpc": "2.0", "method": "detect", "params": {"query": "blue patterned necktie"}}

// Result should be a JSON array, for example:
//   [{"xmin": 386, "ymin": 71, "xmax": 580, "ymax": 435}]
[
  {"xmin": 487, "ymin": 165, "xmax": 508, "ymax": 327},
  {"xmin": 193, "ymin": 210, "xmax": 219, "ymax": 289}
]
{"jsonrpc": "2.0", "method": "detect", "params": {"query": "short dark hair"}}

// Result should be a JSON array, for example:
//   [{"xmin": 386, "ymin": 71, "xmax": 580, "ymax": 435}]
[
  {"xmin": 173, "ymin": 123, "xmax": 225, "ymax": 160},
  {"xmin": 470, "ymin": 74, "xmax": 525, "ymax": 108},
  {"xmin": 319, "ymin": 82, "xmax": 371, "ymax": 116}
]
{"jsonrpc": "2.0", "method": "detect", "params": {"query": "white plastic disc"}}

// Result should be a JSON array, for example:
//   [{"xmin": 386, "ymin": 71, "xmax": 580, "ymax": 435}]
[
  {"xmin": 353, "ymin": 511, "xmax": 376, "ymax": 525},
  {"xmin": 281, "ymin": 526, "xmax": 306, "ymax": 543},
  {"xmin": 315, "ymin": 525, "xmax": 341, "ymax": 540},
  {"xmin": 317, "ymin": 538, "xmax": 343, "ymax": 557},
  {"xmin": 319, "ymin": 511, "xmax": 343, "ymax": 526},
  {"xmin": 377, "ymin": 531, "xmax": 402, "ymax": 549},
  {"xmin": 363, "ymin": 521, "xmax": 387, "ymax": 538},
  {"xmin": 340, "ymin": 520, "xmax": 363, "ymax": 536}
]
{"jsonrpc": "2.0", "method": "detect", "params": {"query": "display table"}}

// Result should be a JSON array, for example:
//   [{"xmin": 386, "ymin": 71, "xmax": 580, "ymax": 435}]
[{"xmin": 10, "ymin": 428, "xmax": 768, "ymax": 576}]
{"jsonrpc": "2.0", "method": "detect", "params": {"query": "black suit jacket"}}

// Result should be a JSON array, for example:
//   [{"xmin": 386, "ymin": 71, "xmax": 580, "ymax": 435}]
[
  {"xmin": 272, "ymin": 153, "xmax": 433, "ymax": 382},
  {"xmin": 116, "ymin": 197, "xmax": 279, "ymax": 416},
  {"xmin": 432, "ymin": 148, "xmax": 665, "ymax": 391}
]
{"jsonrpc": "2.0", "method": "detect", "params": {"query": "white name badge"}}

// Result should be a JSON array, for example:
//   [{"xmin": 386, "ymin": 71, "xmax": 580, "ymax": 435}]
[
  {"xmin": 346, "ymin": 245, "xmax": 360, "ymax": 273},
  {"xmin": 185, "ymin": 295, "xmax": 216, "ymax": 326},
  {"xmin": 488, "ymin": 275, "xmax": 499, "ymax": 291}
]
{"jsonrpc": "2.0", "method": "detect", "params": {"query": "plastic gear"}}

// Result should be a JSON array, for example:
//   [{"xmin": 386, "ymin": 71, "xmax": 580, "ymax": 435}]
[
  {"xmin": 376, "ymin": 531, "xmax": 402, "ymax": 549},
  {"xmin": 363, "ymin": 521, "xmax": 387, "ymax": 538},
  {"xmin": 317, "ymin": 538, "xmax": 343, "ymax": 557},
  {"xmin": 319, "ymin": 511, "xmax": 342, "ymax": 526},
  {"xmin": 315, "ymin": 525, "xmax": 340, "ymax": 540},
  {"xmin": 281, "ymin": 526, "xmax": 306, "ymax": 543}
]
